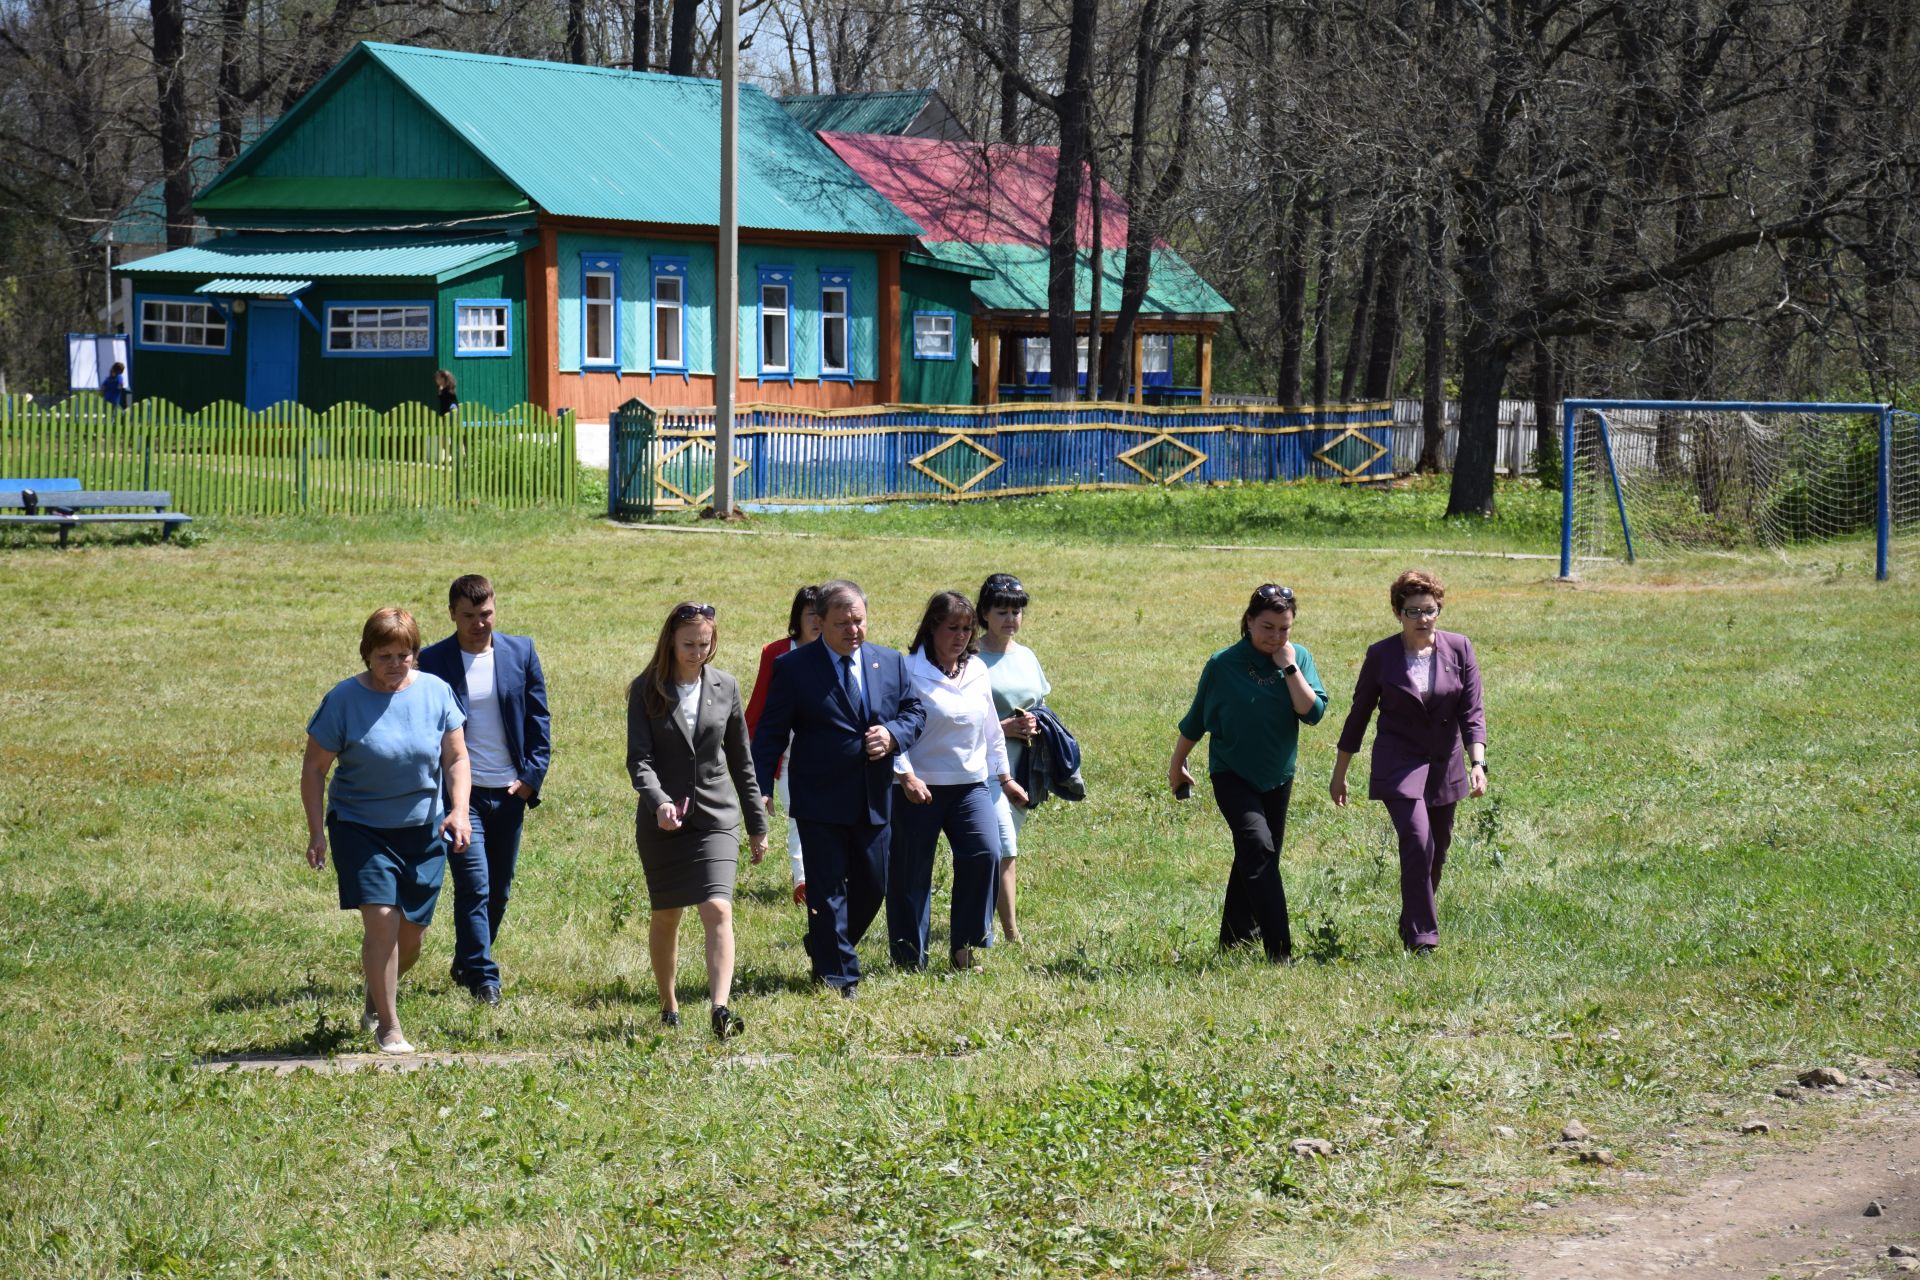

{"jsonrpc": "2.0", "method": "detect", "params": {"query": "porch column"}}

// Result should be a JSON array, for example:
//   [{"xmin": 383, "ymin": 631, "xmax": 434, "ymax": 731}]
[
  {"xmin": 526, "ymin": 224, "xmax": 559, "ymax": 411},
  {"xmin": 879, "ymin": 249, "xmax": 901, "ymax": 404},
  {"xmin": 1131, "ymin": 329, "xmax": 1146, "ymax": 405},
  {"xmin": 983, "ymin": 326, "xmax": 1001, "ymax": 405},
  {"xmin": 1198, "ymin": 330, "xmax": 1214, "ymax": 406}
]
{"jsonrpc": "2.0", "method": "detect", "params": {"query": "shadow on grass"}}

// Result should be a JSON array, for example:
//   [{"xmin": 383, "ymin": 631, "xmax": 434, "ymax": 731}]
[
  {"xmin": 202, "ymin": 1009, "xmax": 362, "ymax": 1059},
  {"xmin": 209, "ymin": 978, "xmax": 349, "ymax": 1013}
]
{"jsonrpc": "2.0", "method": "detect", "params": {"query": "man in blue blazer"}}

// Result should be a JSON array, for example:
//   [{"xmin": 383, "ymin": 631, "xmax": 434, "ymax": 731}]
[
  {"xmin": 752, "ymin": 580, "xmax": 925, "ymax": 997},
  {"xmin": 418, "ymin": 574, "xmax": 552, "ymax": 1004}
]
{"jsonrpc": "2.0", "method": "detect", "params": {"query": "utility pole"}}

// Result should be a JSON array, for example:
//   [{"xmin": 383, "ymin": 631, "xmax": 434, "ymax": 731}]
[{"xmin": 712, "ymin": 0, "xmax": 739, "ymax": 515}]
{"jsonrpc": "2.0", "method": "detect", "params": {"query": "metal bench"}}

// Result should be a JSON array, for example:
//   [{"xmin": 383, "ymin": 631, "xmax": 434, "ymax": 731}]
[{"xmin": 0, "ymin": 488, "xmax": 193, "ymax": 547}]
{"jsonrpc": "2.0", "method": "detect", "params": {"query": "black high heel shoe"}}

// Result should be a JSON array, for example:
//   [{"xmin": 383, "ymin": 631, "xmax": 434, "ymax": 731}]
[{"xmin": 711, "ymin": 1004, "xmax": 744, "ymax": 1039}]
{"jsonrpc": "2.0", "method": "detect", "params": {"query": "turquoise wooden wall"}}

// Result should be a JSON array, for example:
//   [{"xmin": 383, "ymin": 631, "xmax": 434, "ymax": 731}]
[
  {"xmin": 555, "ymin": 231, "xmax": 717, "ymax": 380},
  {"xmin": 732, "ymin": 246, "xmax": 879, "ymax": 384}
]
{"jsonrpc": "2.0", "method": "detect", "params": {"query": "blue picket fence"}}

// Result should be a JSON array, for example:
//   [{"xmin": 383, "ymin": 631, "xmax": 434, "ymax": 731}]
[{"xmin": 609, "ymin": 401, "xmax": 1394, "ymax": 517}]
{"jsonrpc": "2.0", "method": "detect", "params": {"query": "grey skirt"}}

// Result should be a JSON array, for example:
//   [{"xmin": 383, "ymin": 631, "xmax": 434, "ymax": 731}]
[{"xmin": 636, "ymin": 821, "xmax": 740, "ymax": 909}]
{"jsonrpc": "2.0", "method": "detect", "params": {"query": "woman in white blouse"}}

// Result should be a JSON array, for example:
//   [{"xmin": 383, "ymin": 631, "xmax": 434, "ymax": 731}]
[
  {"xmin": 886, "ymin": 592, "xmax": 1030, "ymax": 971},
  {"xmin": 976, "ymin": 573, "xmax": 1049, "ymax": 943}
]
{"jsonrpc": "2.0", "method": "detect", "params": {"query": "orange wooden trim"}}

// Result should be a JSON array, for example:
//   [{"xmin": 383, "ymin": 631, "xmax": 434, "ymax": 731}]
[
  {"xmin": 527, "ymin": 224, "xmax": 560, "ymax": 412},
  {"xmin": 879, "ymin": 249, "xmax": 901, "ymax": 404},
  {"xmin": 1198, "ymin": 332, "xmax": 1214, "ymax": 407},
  {"xmin": 1131, "ymin": 329, "xmax": 1146, "ymax": 406}
]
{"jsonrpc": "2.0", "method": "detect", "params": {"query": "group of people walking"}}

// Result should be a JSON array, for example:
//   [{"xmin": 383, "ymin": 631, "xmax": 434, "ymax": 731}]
[{"xmin": 298, "ymin": 565, "xmax": 1484, "ymax": 1055}]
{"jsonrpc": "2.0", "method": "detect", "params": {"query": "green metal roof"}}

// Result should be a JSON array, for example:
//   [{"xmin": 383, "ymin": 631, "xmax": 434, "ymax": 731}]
[
  {"xmin": 116, "ymin": 235, "xmax": 526, "ymax": 283},
  {"xmin": 196, "ymin": 176, "xmax": 530, "ymax": 214},
  {"xmin": 904, "ymin": 250, "xmax": 992, "ymax": 280},
  {"xmin": 209, "ymin": 43, "xmax": 922, "ymax": 238},
  {"xmin": 197, "ymin": 278, "xmax": 312, "ymax": 294},
  {"xmin": 918, "ymin": 241, "xmax": 1233, "ymax": 316},
  {"xmin": 777, "ymin": 89, "xmax": 935, "ymax": 136}
]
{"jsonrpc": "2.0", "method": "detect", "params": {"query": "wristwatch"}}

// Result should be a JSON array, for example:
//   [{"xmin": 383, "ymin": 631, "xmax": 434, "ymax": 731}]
[{"xmin": 1280, "ymin": 663, "xmax": 1299, "ymax": 678}]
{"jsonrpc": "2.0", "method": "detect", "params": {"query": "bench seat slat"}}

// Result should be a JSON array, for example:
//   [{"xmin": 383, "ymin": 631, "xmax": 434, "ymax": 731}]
[{"xmin": 0, "ymin": 513, "xmax": 192, "ymax": 525}]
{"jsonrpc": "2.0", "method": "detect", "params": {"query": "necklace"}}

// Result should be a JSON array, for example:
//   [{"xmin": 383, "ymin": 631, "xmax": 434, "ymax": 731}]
[{"xmin": 1245, "ymin": 660, "xmax": 1282, "ymax": 687}]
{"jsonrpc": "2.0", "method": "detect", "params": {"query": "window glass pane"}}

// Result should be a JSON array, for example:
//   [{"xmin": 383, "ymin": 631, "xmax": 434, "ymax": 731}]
[
  {"xmin": 587, "ymin": 273, "xmax": 613, "ymax": 302},
  {"xmin": 823, "ymin": 316, "xmax": 847, "ymax": 371},
  {"xmin": 657, "ymin": 307, "xmax": 681, "ymax": 364},
  {"xmin": 762, "ymin": 312, "xmax": 786, "ymax": 369},
  {"xmin": 656, "ymin": 277, "xmax": 681, "ymax": 305},
  {"xmin": 586, "ymin": 305, "xmax": 610, "ymax": 361},
  {"xmin": 164, "ymin": 324, "xmax": 185, "ymax": 345}
]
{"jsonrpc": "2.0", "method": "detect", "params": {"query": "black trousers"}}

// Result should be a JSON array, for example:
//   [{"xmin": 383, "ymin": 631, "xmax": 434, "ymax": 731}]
[{"xmin": 1210, "ymin": 771, "xmax": 1294, "ymax": 960}]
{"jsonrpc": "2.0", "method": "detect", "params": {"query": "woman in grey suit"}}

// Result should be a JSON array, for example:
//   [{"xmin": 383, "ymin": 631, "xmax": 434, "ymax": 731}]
[
  {"xmin": 1330, "ymin": 569, "xmax": 1488, "ymax": 954},
  {"xmin": 627, "ymin": 602, "xmax": 770, "ymax": 1038}
]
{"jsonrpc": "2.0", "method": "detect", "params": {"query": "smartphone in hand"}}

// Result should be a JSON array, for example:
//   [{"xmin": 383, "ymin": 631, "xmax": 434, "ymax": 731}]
[{"xmin": 1174, "ymin": 782, "xmax": 1192, "ymax": 801}]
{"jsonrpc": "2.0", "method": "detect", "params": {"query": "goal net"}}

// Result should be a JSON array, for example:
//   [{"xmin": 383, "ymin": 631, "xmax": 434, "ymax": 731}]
[{"xmin": 1560, "ymin": 400, "xmax": 1920, "ymax": 580}]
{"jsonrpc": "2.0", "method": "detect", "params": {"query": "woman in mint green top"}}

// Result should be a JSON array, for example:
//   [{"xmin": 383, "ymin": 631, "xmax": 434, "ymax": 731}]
[{"xmin": 1169, "ymin": 584, "xmax": 1328, "ymax": 961}]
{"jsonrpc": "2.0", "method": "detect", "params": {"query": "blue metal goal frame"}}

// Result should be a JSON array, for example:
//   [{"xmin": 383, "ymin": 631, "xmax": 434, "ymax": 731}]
[{"xmin": 1560, "ymin": 399, "xmax": 1895, "ymax": 581}]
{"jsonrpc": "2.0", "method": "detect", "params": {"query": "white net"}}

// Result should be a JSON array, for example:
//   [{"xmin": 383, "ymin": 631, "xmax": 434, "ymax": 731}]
[{"xmin": 1566, "ymin": 403, "xmax": 1920, "ymax": 566}]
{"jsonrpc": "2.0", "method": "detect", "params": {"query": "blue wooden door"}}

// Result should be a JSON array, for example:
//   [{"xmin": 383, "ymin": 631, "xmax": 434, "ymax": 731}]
[{"xmin": 246, "ymin": 303, "xmax": 300, "ymax": 409}]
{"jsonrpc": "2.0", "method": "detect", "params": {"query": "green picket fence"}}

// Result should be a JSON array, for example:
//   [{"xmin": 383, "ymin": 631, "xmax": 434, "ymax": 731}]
[{"xmin": 0, "ymin": 394, "xmax": 576, "ymax": 515}]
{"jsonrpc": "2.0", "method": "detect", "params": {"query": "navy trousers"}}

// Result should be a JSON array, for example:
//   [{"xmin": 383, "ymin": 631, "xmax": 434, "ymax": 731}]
[
  {"xmin": 794, "ymin": 818, "xmax": 889, "ymax": 989},
  {"xmin": 1384, "ymin": 796, "xmax": 1457, "ymax": 949},
  {"xmin": 886, "ymin": 780, "xmax": 1000, "ymax": 969},
  {"xmin": 1211, "ymin": 771, "xmax": 1295, "ymax": 960},
  {"xmin": 448, "ymin": 786, "xmax": 528, "ymax": 987}
]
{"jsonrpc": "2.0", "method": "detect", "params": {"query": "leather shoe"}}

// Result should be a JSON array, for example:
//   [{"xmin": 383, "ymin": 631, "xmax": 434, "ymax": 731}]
[
  {"xmin": 660, "ymin": 1008, "xmax": 681, "ymax": 1028},
  {"xmin": 474, "ymin": 982, "xmax": 502, "ymax": 1006},
  {"xmin": 711, "ymin": 1004, "xmax": 744, "ymax": 1039},
  {"xmin": 839, "ymin": 983, "xmax": 859, "ymax": 1001},
  {"xmin": 950, "ymin": 945, "xmax": 981, "ymax": 972}
]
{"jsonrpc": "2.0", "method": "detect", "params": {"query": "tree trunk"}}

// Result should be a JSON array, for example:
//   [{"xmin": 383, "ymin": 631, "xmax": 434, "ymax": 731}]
[
  {"xmin": 568, "ymin": 0, "xmax": 590, "ymax": 64},
  {"xmin": 1363, "ymin": 233, "xmax": 1408, "ymax": 400},
  {"xmin": 667, "ymin": 0, "xmax": 700, "ymax": 75},
  {"xmin": 1045, "ymin": 0, "xmax": 1096, "ymax": 401},
  {"xmin": 1311, "ymin": 200, "xmax": 1333, "ymax": 407},
  {"xmin": 1418, "ymin": 208, "xmax": 1447, "ymax": 472},
  {"xmin": 1338, "ymin": 231, "xmax": 1378, "ymax": 401},
  {"xmin": 216, "ymin": 0, "xmax": 249, "ymax": 164},
  {"xmin": 633, "ymin": 0, "xmax": 651, "ymax": 70},
  {"xmin": 998, "ymin": 0, "xmax": 1021, "ymax": 143},
  {"xmin": 149, "ymin": 0, "xmax": 193, "ymax": 248},
  {"xmin": 1449, "ymin": 327, "xmax": 1509, "ymax": 515}
]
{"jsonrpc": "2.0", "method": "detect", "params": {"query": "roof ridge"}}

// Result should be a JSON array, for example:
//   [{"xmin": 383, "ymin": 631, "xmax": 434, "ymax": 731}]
[{"xmin": 362, "ymin": 41, "xmax": 733, "ymax": 90}]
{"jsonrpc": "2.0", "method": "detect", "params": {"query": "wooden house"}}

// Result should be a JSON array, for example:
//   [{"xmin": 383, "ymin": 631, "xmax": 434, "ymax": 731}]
[{"xmin": 116, "ymin": 43, "xmax": 985, "ymax": 416}]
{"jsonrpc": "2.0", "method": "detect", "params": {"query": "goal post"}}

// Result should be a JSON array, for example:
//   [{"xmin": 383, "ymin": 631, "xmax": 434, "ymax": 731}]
[{"xmin": 1559, "ymin": 399, "xmax": 1905, "ymax": 581}]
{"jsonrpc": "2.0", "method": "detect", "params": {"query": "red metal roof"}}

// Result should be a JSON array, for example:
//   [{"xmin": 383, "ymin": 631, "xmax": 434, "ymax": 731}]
[{"xmin": 820, "ymin": 133, "xmax": 1154, "ymax": 248}]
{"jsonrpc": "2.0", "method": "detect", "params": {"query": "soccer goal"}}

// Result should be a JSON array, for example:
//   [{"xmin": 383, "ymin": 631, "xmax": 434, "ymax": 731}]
[{"xmin": 1559, "ymin": 399, "xmax": 1920, "ymax": 581}]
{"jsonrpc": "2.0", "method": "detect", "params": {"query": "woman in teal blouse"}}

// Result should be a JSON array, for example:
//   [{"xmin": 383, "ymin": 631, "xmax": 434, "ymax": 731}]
[{"xmin": 1168, "ymin": 584, "xmax": 1328, "ymax": 961}]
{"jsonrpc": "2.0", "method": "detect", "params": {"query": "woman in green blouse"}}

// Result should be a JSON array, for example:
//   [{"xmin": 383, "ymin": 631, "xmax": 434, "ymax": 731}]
[{"xmin": 1168, "ymin": 584, "xmax": 1328, "ymax": 962}]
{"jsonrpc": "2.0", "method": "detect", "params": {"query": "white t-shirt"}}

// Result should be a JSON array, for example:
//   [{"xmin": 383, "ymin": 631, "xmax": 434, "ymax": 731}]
[
  {"xmin": 894, "ymin": 652, "xmax": 1010, "ymax": 786},
  {"xmin": 461, "ymin": 646, "xmax": 518, "ymax": 787},
  {"xmin": 675, "ymin": 679, "xmax": 701, "ymax": 737}
]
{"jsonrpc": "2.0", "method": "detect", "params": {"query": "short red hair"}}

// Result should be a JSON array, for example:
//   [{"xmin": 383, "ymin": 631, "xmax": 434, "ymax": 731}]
[{"xmin": 1390, "ymin": 569, "xmax": 1446, "ymax": 613}]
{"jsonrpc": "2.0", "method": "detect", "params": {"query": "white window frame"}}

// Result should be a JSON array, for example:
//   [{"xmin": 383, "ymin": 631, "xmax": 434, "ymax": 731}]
[
  {"xmin": 652, "ymin": 259, "xmax": 686, "ymax": 369},
  {"xmin": 135, "ymin": 296, "xmax": 229, "ymax": 353},
  {"xmin": 819, "ymin": 278, "xmax": 851, "ymax": 377},
  {"xmin": 323, "ymin": 303, "xmax": 433, "ymax": 357},
  {"xmin": 583, "ymin": 264, "xmax": 617, "ymax": 367},
  {"xmin": 453, "ymin": 299, "xmax": 512, "ymax": 357},
  {"xmin": 759, "ymin": 277, "xmax": 791, "ymax": 376},
  {"xmin": 912, "ymin": 311, "xmax": 956, "ymax": 361}
]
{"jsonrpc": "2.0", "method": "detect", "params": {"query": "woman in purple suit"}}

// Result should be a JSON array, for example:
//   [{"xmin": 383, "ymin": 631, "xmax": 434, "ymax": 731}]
[{"xmin": 1329, "ymin": 569, "xmax": 1488, "ymax": 954}]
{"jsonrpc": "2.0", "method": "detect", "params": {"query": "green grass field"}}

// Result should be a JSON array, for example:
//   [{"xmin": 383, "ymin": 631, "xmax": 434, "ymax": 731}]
[{"xmin": 1, "ymin": 483, "xmax": 1916, "ymax": 1278}]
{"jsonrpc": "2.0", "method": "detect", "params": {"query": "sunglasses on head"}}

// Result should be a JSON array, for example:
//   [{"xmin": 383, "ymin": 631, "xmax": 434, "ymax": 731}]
[
  {"xmin": 672, "ymin": 603, "xmax": 716, "ymax": 622},
  {"xmin": 985, "ymin": 573, "xmax": 1025, "ymax": 594},
  {"xmin": 1254, "ymin": 583, "xmax": 1295, "ymax": 606}
]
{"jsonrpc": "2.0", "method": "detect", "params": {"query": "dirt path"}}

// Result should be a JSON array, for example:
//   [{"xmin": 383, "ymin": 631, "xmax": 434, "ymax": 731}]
[{"xmin": 1384, "ymin": 1080, "xmax": 1920, "ymax": 1280}]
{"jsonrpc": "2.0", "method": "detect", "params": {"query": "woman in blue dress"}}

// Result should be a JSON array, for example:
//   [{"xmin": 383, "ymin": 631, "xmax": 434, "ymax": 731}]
[{"xmin": 301, "ymin": 607, "xmax": 471, "ymax": 1054}]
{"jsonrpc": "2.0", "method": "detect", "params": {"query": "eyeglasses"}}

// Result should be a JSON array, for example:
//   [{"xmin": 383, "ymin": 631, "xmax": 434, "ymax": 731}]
[
  {"xmin": 671, "ymin": 603, "xmax": 717, "ymax": 622},
  {"xmin": 1400, "ymin": 605, "xmax": 1441, "ymax": 619},
  {"xmin": 1254, "ymin": 584, "xmax": 1295, "ymax": 605}
]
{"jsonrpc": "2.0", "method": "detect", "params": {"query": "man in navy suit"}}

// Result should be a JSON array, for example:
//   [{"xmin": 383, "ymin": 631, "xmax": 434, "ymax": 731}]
[
  {"xmin": 752, "ymin": 580, "xmax": 924, "ymax": 998},
  {"xmin": 418, "ymin": 574, "xmax": 552, "ymax": 1004}
]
